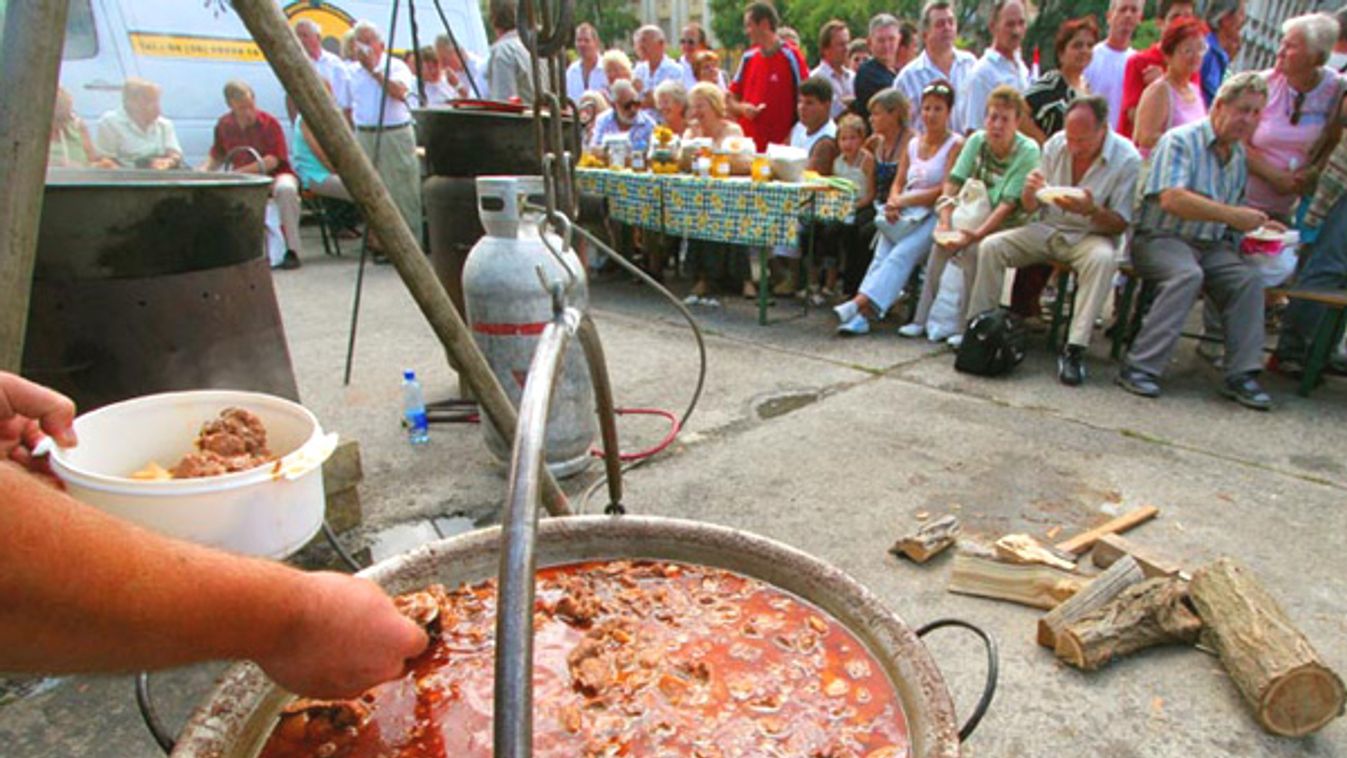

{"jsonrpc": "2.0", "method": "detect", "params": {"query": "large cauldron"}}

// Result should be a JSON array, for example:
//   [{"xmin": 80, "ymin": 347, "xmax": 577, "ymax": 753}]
[
  {"xmin": 22, "ymin": 169, "xmax": 299, "ymax": 410},
  {"xmin": 169, "ymin": 311, "xmax": 992, "ymax": 758}
]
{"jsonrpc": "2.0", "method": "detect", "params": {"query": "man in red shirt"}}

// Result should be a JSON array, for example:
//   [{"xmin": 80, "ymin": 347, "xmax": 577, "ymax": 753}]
[
  {"xmin": 729, "ymin": 2, "xmax": 808, "ymax": 151},
  {"xmin": 204, "ymin": 80, "xmax": 303, "ymax": 270},
  {"xmin": 1117, "ymin": 0, "xmax": 1197, "ymax": 138}
]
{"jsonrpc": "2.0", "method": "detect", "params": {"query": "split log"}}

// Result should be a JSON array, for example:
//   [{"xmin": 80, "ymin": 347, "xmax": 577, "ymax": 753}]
[
  {"xmin": 1037, "ymin": 556, "xmax": 1145, "ymax": 649},
  {"xmin": 892, "ymin": 515, "xmax": 960, "ymax": 563},
  {"xmin": 949, "ymin": 552, "xmax": 1088, "ymax": 610},
  {"xmin": 1055, "ymin": 505, "xmax": 1160, "ymax": 555},
  {"xmin": 1090, "ymin": 533, "xmax": 1182, "ymax": 579},
  {"xmin": 1189, "ymin": 558, "xmax": 1346, "ymax": 737},
  {"xmin": 1055, "ymin": 577, "xmax": 1202, "ymax": 671},
  {"xmin": 995, "ymin": 534, "xmax": 1077, "ymax": 571}
]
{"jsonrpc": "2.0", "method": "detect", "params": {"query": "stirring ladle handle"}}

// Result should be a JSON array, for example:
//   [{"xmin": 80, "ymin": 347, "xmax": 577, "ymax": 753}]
[{"xmin": 916, "ymin": 618, "xmax": 999, "ymax": 743}]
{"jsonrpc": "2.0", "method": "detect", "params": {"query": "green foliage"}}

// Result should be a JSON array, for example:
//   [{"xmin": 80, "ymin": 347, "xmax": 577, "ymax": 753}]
[
  {"xmin": 1024, "ymin": 0, "xmax": 1110, "ymax": 70},
  {"xmin": 708, "ymin": 0, "xmax": 761, "ymax": 53},
  {"xmin": 576, "ymin": 0, "xmax": 640, "ymax": 50},
  {"xmin": 1132, "ymin": 19, "xmax": 1160, "ymax": 51},
  {"xmin": 787, "ymin": 0, "xmax": 923, "ymax": 62}
]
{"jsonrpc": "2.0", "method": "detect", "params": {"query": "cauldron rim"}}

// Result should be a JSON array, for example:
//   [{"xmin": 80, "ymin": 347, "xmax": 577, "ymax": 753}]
[
  {"xmin": 45, "ymin": 167, "xmax": 274, "ymax": 189},
  {"xmin": 170, "ymin": 515, "xmax": 962, "ymax": 757}
]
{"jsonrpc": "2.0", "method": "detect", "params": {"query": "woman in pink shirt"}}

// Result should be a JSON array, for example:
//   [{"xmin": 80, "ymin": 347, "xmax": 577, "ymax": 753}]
[
  {"xmin": 1246, "ymin": 13, "xmax": 1346, "ymax": 221},
  {"xmin": 1133, "ymin": 17, "xmax": 1209, "ymax": 159}
]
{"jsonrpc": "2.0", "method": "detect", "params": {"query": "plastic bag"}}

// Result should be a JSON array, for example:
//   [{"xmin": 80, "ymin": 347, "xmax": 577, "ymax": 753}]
[{"xmin": 927, "ymin": 262, "xmax": 965, "ymax": 338}]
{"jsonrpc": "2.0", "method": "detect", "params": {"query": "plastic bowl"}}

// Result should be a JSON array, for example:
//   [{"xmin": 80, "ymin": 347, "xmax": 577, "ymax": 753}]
[{"xmin": 48, "ymin": 390, "xmax": 337, "ymax": 559}]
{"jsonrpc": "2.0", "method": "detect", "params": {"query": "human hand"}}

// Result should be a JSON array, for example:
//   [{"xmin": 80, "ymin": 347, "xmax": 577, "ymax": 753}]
[
  {"xmin": 93, "ymin": 157, "xmax": 120, "ymax": 169},
  {"xmin": 0, "ymin": 372, "xmax": 77, "ymax": 476},
  {"xmin": 256, "ymin": 572, "xmax": 429, "ymax": 700},
  {"xmin": 1142, "ymin": 65, "xmax": 1163, "ymax": 85},
  {"xmin": 741, "ymin": 103, "xmax": 763, "ymax": 120},
  {"xmin": 148, "ymin": 156, "xmax": 175, "ymax": 171},
  {"xmin": 883, "ymin": 200, "xmax": 901, "ymax": 223},
  {"xmin": 1023, "ymin": 169, "xmax": 1046, "ymax": 196},
  {"xmin": 1290, "ymin": 167, "xmax": 1316, "ymax": 196},
  {"xmin": 1262, "ymin": 219, "xmax": 1289, "ymax": 233},
  {"xmin": 1229, "ymin": 207, "xmax": 1270, "ymax": 234},
  {"xmin": 356, "ymin": 43, "xmax": 378, "ymax": 72}
]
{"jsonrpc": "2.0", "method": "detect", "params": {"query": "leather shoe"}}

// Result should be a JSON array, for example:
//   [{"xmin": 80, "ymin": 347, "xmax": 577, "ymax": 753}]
[
  {"xmin": 277, "ymin": 250, "xmax": 301, "ymax": 270},
  {"xmin": 1058, "ymin": 345, "xmax": 1086, "ymax": 387},
  {"xmin": 1221, "ymin": 372, "xmax": 1272, "ymax": 411},
  {"xmin": 1115, "ymin": 366, "xmax": 1160, "ymax": 398}
]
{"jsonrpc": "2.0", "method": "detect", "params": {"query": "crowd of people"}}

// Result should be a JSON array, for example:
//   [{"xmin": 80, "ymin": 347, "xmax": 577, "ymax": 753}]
[{"xmin": 564, "ymin": 0, "xmax": 1347, "ymax": 410}]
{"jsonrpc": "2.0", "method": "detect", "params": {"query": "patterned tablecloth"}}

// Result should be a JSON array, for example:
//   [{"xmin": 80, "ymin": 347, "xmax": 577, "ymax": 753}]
[{"xmin": 576, "ymin": 168, "xmax": 856, "ymax": 247}]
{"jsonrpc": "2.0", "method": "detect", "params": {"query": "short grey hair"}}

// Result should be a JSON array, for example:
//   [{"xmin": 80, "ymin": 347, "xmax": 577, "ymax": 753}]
[
  {"xmin": 1284, "ymin": 13, "xmax": 1339, "ymax": 67},
  {"xmin": 634, "ymin": 24, "xmax": 664, "ymax": 45},
  {"xmin": 294, "ymin": 18, "xmax": 320, "ymax": 35},
  {"xmin": 653, "ymin": 79, "xmax": 687, "ymax": 108},
  {"xmin": 1213, "ymin": 70, "xmax": 1269, "ymax": 106},
  {"xmin": 1109, "ymin": 0, "xmax": 1142, "ymax": 12},
  {"xmin": 223, "ymin": 79, "xmax": 254, "ymax": 105},
  {"xmin": 869, "ymin": 13, "xmax": 900, "ymax": 36},
  {"xmin": 352, "ymin": 19, "xmax": 382, "ymax": 44},
  {"xmin": 1066, "ymin": 95, "xmax": 1110, "ymax": 128},
  {"xmin": 122, "ymin": 77, "xmax": 160, "ymax": 107},
  {"xmin": 610, "ymin": 78, "xmax": 638, "ymax": 102},
  {"xmin": 600, "ymin": 49, "xmax": 633, "ymax": 78}
]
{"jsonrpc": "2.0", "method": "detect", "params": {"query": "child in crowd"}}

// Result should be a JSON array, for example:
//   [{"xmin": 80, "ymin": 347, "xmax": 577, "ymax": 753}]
[{"xmin": 827, "ymin": 114, "xmax": 876, "ymax": 298}]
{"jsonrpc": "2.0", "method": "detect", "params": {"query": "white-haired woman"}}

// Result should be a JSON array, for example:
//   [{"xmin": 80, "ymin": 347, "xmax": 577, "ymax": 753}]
[
  {"xmin": 683, "ymin": 82, "xmax": 752, "ymax": 300},
  {"xmin": 1246, "ymin": 12, "xmax": 1347, "ymax": 222},
  {"xmin": 654, "ymin": 80, "xmax": 689, "ymax": 135},
  {"xmin": 602, "ymin": 49, "xmax": 634, "ymax": 102}
]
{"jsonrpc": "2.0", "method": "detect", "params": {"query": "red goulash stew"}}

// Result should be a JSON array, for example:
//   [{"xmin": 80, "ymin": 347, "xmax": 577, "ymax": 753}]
[{"xmin": 260, "ymin": 560, "xmax": 911, "ymax": 757}]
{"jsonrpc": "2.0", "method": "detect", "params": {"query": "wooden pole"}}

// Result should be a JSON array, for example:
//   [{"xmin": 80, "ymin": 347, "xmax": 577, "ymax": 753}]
[
  {"xmin": 0, "ymin": 0, "xmax": 70, "ymax": 371},
  {"xmin": 229, "ymin": 0, "xmax": 570, "ymax": 515}
]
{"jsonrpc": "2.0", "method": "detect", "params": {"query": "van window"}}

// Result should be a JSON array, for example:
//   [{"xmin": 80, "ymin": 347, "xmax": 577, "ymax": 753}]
[{"xmin": 64, "ymin": 0, "xmax": 98, "ymax": 60}]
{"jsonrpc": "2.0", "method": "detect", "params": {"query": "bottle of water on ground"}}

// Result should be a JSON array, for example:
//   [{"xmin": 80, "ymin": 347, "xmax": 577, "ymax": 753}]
[{"xmin": 402, "ymin": 370, "xmax": 430, "ymax": 445}]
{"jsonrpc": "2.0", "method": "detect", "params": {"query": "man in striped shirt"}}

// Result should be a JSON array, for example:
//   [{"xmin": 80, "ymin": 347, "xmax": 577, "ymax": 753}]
[
  {"xmin": 1118, "ymin": 73, "xmax": 1278, "ymax": 410},
  {"xmin": 895, "ymin": 0, "xmax": 978, "ymax": 133}
]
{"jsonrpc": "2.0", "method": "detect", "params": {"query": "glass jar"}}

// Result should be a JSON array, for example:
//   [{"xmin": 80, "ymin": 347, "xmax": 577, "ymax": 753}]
[{"xmin": 751, "ymin": 155, "xmax": 772, "ymax": 182}]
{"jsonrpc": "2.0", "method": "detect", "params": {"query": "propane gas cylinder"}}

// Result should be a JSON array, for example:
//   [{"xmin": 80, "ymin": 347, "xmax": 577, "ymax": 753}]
[{"xmin": 462, "ymin": 176, "xmax": 595, "ymax": 478}]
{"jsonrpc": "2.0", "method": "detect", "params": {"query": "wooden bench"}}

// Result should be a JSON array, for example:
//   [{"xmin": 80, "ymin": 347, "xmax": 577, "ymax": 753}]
[{"xmin": 1268, "ymin": 287, "xmax": 1347, "ymax": 397}]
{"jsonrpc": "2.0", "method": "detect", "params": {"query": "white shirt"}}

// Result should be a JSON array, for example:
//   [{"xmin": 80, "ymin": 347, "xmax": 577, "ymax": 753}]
[
  {"xmin": 634, "ymin": 54, "xmax": 684, "ymax": 121},
  {"xmin": 566, "ymin": 58, "xmax": 608, "ymax": 101},
  {"xmin": 309, "ymin": 48, "xmax": 352, "ymax": 109},
  {"xmin": 1084, "ymin": 42, "xmax": 1133, "ymax": 133},
  {"xmin": 1037, "ymin": 129, "xmax": 1141, "ymax": 245},
  {"xmin": 957, "ymin": 48, "xmax": 1030, "ymax": 135},
  {"xmin": 411, "ymin": 77, "xmax": 456, "ymax": 107},
  {"xmin": 894, "ymin": 48, "xmax": 978, "ymax": 133},
  {"xmin": 789, "ymin": 119, "xmax": 837, "ymax": 154},
  {"xmin": 348, "ymin": 54, "xmax": 416, "ymax": 126},
  {"xmin": 447, "ymin": 53, "xmax": 488, "ymax": 99},
  {"xmin": 94, "ymin": 108, "xmax": 182, "ymax": 166},
  {"xmin": 811, "ymin": 61, "xmax": 855, "ymax": 119}
]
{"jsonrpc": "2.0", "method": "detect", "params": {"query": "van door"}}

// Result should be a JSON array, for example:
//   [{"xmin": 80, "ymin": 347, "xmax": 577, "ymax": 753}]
[{"xmin": 58, "ymin": 0, "xmax": 133, "ymax": 122}]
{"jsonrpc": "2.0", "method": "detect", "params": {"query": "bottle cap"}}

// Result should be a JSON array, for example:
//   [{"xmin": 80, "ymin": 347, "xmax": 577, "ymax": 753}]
[{"xmin": 404, "ymin": 369, "xmax": 416, "ymax": 380}]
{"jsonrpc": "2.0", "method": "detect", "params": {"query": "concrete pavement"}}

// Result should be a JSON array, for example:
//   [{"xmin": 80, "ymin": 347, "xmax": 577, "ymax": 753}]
[{"xmin": 3, "ymin": 236, "xmax": 1344, "ymax": 756}]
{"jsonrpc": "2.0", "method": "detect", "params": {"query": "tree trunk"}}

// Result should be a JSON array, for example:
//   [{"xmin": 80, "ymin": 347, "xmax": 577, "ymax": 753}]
[
  {"xmin": 1055, "ymin": 577, "xmax": 1202, "ymax": 671},
  {"xmin": 1037, "ymin": 555, "xmax": 1144, "ymax": 649},
  {"xmin": 1189, "ymin": 558, "xmax": 1345, "ymax": 736}
]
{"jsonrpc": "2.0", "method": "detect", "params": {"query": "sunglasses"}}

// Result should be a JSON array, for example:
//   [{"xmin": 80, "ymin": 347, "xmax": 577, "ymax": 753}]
[
  {"xmin": 1290, "ymin": 89, "xmax": 1307, "ymax": 126},
  {"xmin": 922, "ymin": 83, "xmax": 952, "ymax": 96},
  {"xmin": 620, "ymin": 101, "xmax": 640, "ymax": 111}
]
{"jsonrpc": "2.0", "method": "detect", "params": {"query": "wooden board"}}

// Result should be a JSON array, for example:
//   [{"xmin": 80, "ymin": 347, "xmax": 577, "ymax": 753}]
[
  {"xmin": 892, "ymin": 515, "xmax": 961, "ymax": 563},
  {"xmin": 1055, "ymin": 505, "xmax": 1160, "ymax": 555},
  {"xmin": 1090, "ymin": 534, "xmax": 1182, "ymax": 579},
  {"xmin": 1189, "ymin": 558, "xmax": 1346, "ymax": 736},
  {"xmin": 1037, "ymin": 556, "xmax": 1145, "ymax": 649},
  {"xmin": 949, "ymin": 552, "xmax": 1088, "ymax": 610}
]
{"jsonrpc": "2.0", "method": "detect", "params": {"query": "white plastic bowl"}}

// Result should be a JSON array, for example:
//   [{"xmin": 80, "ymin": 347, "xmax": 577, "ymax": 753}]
[{"xmin": 48, "ymin": 390, "xmax": 337, "ymax": 559}]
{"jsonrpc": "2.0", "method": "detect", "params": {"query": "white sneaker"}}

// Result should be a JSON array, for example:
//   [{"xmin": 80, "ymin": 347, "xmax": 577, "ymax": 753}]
[
  {"xmin": 833, "ymin": 300, "xmax": 860, "ymax": 324},
  {"xmin": 947, "ymin": 334, "xmax": 964, "ymax": 349},
  {"xmin": 683, "ymin": 294, "xmax": 703, "ymax": 306},
  {"xmin": 837, "ymin": 313, "xmax": 870, "ymax": 335},
  {"xmin": 897, "ymin": 322, "xmax": 925, "ymax": 338},
  {"xmin": 927, "ymin": 326, "xmax": 951, "ymax": 342}
]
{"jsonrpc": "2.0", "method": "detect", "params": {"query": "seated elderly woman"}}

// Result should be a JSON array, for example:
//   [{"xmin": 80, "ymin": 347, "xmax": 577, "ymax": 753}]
[
  {"xmin": 602, "ymin": 49, "xmax": 635, "ymax": 94},
  {"xmin": 683, "ymin": 83, "xmax": 752, "ymax": 301},
  {"xmin": 577, "ymin": 90, "xmax": 610, "ymax": 147},
  {"xmin": 50, "ymin": 87, "xmax": 115, "ymax": 169},
  {"xmin": 654, "ymin": 80, "xmax": 689, "ymax": 135},
  {"xmin": 692, "ymin": 50, "xmax": 725, "ymax": 87},
  {"xmin": 901, "ymin": 85, "xmax": 1040, "ymax": 347},
  {"xmin": 834, "ymin": 80, "xmax": 963, "ymax": 335}
]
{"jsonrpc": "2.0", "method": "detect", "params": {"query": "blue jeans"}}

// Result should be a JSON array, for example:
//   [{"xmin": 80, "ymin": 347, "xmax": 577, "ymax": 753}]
[
  {"xmin": 859, "ymin": 214, "xmax": 937, "ymax": 315},
  {"xmin": 1277, "ymin": 192, "xmax": 1347, "ymax": 361}
]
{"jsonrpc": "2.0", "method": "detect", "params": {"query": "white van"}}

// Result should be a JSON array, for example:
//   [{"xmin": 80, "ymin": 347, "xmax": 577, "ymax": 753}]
[{"xmin": 45, "ymin": 0, "xmax": 489, "ymax": 165}]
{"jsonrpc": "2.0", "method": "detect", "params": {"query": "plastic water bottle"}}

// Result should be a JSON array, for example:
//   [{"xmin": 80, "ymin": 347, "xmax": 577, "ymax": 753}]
[{"xmin": 401, "ymin": 370, "xmax": 429, "ymax": 445}]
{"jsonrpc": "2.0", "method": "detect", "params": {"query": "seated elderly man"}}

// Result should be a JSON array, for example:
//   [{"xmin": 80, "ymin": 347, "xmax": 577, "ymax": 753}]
[
  {"xmin": 588, "ymin": 79, "xmax": 657, "ymax": 151},
  {"xmin": 94, "ymin": 78, "xmax": 182, "ymax": 169},
  {"xmin": 968, "ymin": 96, "xmax": 1140, "ymax": 386},
  {"xmin": 204, "ymin": 80, "xmax": 302, "ymax": 270},
  {"xmin": 1118, "ymin": 72, "xmax": 1278, "ymax": 409}
]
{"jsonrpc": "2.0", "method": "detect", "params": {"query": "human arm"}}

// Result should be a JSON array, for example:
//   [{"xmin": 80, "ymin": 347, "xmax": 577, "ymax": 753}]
[
  {"xmin": 809, "ymin": 137, "xmax": 840, "ymax": 176},
  {"xmin": 302, "ymin": 119, "xmax": 334, "ymax": 172},
  {"xmin": 0, "ymin": 462, "xmax": 428, "ymax": 699},
  {"xmin": 78, "ymin": 121, "xmax": 118, "ymax": 169},
  {"xmin": 856, "ymin": 152, "xmax": 876, "ymax": 208},
  {"xmin": 1019, "ymin": 117, "xmax": 1048, "ymax": 145},
  {"xmin": 1158, "ymin": 187, "xmax": 1268, "ymax": 232},
  {"xmin": 360, "ymin": 49, "xmax": 410, "ymax": 102},
  {"xmin": 1118, "ymin": 54, "xmax": 1146, "ymax": 135},
  {"xmin": 1131, "ymin": 80, "xmax": 1170, "ymax": 152}
]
